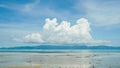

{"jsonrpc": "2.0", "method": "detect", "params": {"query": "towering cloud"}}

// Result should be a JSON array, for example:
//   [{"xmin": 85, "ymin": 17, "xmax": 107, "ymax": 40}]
[
  {"xmin": 16, "ymin": 18, "xmax": 105, "ymax": 44},
  {"xmin": 42, "ymin": 18, "xmax": 93, "ymax": 43}
]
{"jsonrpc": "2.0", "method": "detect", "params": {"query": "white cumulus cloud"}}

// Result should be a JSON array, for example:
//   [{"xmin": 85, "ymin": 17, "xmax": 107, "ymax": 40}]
[
  {"xmin": 42, "ymin": 18, "xmax": 93, "ymax": 44},
  {"xmin": 15, "ymin": 18, "xmax": 109, "ymax": 45}
]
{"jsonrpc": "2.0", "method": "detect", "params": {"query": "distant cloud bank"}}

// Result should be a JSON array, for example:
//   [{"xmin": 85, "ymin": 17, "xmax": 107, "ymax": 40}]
[{"xmin": 14, "ymin": 18, "xmax": 110, "ymax": 45}]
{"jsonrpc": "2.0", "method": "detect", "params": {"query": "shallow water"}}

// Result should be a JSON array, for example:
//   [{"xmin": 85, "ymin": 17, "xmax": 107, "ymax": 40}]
[{"xmin": 0, "ymin": 50, "xmax": 120, "ymax": 68}]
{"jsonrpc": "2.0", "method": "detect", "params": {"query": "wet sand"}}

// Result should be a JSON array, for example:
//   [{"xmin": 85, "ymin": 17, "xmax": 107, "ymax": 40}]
[
  {"xmin": 0, "ymin": 50, "xmax": 120, "ymax": 68},
  {"xmin": 7, "ymin": 66, "xmax": 40, "ymax": 68}
]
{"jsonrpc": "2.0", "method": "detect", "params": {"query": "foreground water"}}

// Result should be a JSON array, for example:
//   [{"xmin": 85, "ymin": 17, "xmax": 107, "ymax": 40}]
[{"xmin": 0, "ymin": 50, "xmax": 120, "ymax": 68}]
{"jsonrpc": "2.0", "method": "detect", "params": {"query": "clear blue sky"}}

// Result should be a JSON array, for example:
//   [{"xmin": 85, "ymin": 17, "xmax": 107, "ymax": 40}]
[{"xmin": 0, "ymin": 0, "xmax": 120, "ymax": 47}]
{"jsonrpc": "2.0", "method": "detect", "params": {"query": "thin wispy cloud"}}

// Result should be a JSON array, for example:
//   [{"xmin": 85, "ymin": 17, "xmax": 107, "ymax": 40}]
[
  {"xmin": 0, "ymin": 0, "xmax": 40, "ymax": 13},
  {"xmin": 75, "ymin": 0, "xmax": 120, "ymax": 26},
  {"xmin": 1, "ymin": 0, "xmax": 119, "ymax": 26}
]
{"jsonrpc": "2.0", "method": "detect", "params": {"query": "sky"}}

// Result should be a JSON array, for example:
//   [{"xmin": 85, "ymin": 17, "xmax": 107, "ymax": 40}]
[{"xmin": 0, "ymin": 0, "xmax": 120, "ymax": 47}]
